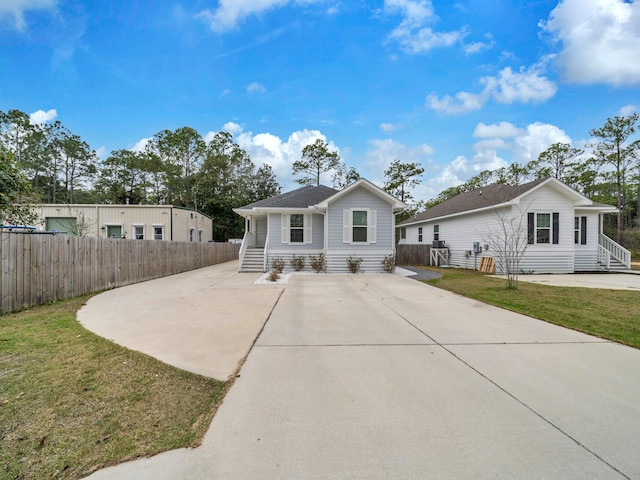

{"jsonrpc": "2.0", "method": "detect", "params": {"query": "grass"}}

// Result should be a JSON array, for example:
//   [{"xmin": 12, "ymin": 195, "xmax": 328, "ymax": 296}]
[
  {"xmin": 420, "ymin": 267, "xmax": 640, "ymax": 349},
  {"xmin": 0, "ymin": 295, "xmax": 230, "ymax": 480}
]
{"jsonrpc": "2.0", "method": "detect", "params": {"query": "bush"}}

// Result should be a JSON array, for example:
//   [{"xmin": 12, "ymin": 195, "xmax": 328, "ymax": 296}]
[
  {"xmin": 271, "ymin": 256, "xmax": 285, "ymax": 273},
  {"xmin": 268, "ymin": 269, "xmax": 280, "ymax": 282},
  {"xmin": 290, "ymin": 254, "xmax": 305, "ymax": 271},
  {"xmin": 381, "ymin": 254, "xmax": 396, "ymax": 273},
  {"xmin": 309, "ymin": 253, "xmax": 326, "ymax": 273},
  {"xmin": 346, "ymin": 255, "xmax": 363, "ymax": 273}
]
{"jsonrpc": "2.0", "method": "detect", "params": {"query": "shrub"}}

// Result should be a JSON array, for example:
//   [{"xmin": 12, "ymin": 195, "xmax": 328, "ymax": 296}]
[
  {"xmin": 309, "ymin": 253, "xmax": 326, "ymax": 273},
  {"xmin": 381, "ymin": 254, "xmax": 396, "ymax": 273},
  {"xmin": 290, "ymin": 254, "xmax": 305, "ymax": 271},
  {"xmin": 268, "ymin": 269, "xmax": 280, "ymax": 282},
  {"xmin": 346, "ymin": 255, "xmax": 363, "ymax": 273},
  {"xmin": 271, "ymin": 256, "xmax": 285, "ymax": 273}
]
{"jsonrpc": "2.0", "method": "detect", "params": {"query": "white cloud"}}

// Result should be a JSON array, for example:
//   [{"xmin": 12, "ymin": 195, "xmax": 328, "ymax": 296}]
[
  {"xmin": 384, "ymin": 0, "xmax": 468, "ymax": 53},
  {"xmin": 95, "ymin": 146, "xmax": 107, "ymax": 160},
  {"xmin": 380, "ymin": 122, "xmax": 404, "ymax": 132},
  {"xmin": 541, "ymin": 0, "xmax": 640, "ymax": 86},
  {"xmin": 29, "ymin": 108, "xmax": 57, "ymax": 124},
  {"xmin": 198, "ymin": 0, "xmax": 324, "ymax": 33},
  {"xmin": 426, "ymin": 90, "xmax": 487, "ymax": 114},
  {"xmin": 463, "ymin": 33, "xmax": 495, "ymax": 55},
  {"xmin": 473, "ymin": 121, "xmax": 522, "ymax": 139},
  {"xmin": 363, "ymin": 137, "xmax": 434, "ymax": 185},
  {"xmin": 619, "ymin": 104, "xmax": 637, "ymax": 117},
  {"xmin": 513, "ymin": 122, "xmax": 571, "ymax": 163},
  {"xmin": 211, "ymin": 124, "xmax": 336, "ymax": 188},
  {"xmin": 131, "ymin": 137, "xmax": 151, "ymax": 153},
  {"xmin": 427, "ymin": 61, "xmax": 557, "ymax": 114},
  {"xmin": 0, "ymin": 0, "xmax": 57, "ymax": 31},
  {"xmin": 247, "ymin": 82, "xmax": 266, "ymax": 94}
]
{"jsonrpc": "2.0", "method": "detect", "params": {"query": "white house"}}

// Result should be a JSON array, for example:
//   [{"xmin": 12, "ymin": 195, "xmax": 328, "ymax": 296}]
[
  {"xmin": 34, "ymin": 204, "xmax": 213, "ymax": 242},
  {"xmin": 397, "ymin": 178, "xmax": 630, "ymax": 274},
  {"xmin": 233, "ymin": 179, "xmax": 406, "ymax": 273}
]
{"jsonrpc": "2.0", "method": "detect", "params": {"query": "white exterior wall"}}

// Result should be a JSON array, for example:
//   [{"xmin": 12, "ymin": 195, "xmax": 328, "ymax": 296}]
[
  {"xmin": 399, "ymin": 185, "xmax": 605, "ymax": 274},
  {"xmin": 35, "ymin": 205, "xmax": 213, "ymax": 242}
]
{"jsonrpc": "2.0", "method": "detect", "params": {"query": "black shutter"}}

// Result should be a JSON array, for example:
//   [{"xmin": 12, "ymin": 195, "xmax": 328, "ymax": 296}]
[
  {"xmin": 552, "ymin": 212, "xmax": 559, "ymax": 244},
  {"xmin": 527, "ymin": 213, "xmax": 534, "ymax": 244},
  {"xmin": 581, "ymin": 216, "xmax": 587, "ymax": 245}
]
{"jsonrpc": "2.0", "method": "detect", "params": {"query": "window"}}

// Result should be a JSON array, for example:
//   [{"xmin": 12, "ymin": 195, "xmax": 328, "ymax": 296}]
[
  {"xmin": 134, "ymin": 225, "xmax": 144, "ymax": 240},
  {"xmin": 434, "ymin": 225, "xmax": 439, "ymax": 241},
  {"xmin": 343, "ymin": 209, "xmax": 376, "ymax": 244},
  {"xmin": 400, "ymin": 227, "xmax": 406, "ymax": 239},
  {"xmin": 106, "ymin": 225, "xmax": 122, "ymax": 238},
  {"xmin": 189, "ymin": 228, "xmax": 195, "ymax": 242},
  {"xmin": 527, "ymin": 212, "xmax": 559, "ymax": 245},
  {"xmin": 198, "ymin": 230, "xmax": 203, "ymax": 242},
  {"xmin": 537, "ymin": 213, "xmax": 551, "ymax": 244},
  {"xmin": 153, "ymin": 225, "xmax": 164, "ymax": 240},
  {"xmin": 418, "ymin": 227, "xmax": 423, "ymax": 243},
  {"xmin": 281, "ymin": 213, "xmax": 311, "ymax": 244},
  {"xmin": 290, "ymin": 214, "xmax": 304, "ymax": 243},
  {"xmin": 352, "ymin": 210, "xmax": 368, "ymax": 242},
  {"xmin": 575, "ymin": 216, "xmax": 587, "ymax": 245}
]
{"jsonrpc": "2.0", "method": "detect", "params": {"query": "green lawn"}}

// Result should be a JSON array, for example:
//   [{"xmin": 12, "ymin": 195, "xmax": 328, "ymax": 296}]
[
  {"xmin": 0, "ymin": 295, "xmax": 230, "ymax": 480},
  {"xmin": 420, "ymin": 267, "xmax": 640, "ymax": 349}
]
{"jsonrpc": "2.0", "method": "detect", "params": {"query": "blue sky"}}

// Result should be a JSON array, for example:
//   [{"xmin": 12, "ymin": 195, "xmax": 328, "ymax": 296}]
[{"xmin": 1, "ymin": 0, "xmax": 639, "ymax": 201}]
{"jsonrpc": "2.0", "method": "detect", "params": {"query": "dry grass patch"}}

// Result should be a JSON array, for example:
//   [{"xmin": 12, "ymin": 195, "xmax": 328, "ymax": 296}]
[
  {"xmin": 420, "ymin": 267, "xmax": 640, "ymax": 349},
  {"xmin": 0, "ymin": 294, "xmax": 229, "ymax": 480}
]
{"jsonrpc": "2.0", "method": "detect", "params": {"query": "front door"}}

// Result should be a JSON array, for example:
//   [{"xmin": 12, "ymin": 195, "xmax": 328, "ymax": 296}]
[{"xmin": 255, "ymin": 217, "xmax": 267, "ymax": 248}]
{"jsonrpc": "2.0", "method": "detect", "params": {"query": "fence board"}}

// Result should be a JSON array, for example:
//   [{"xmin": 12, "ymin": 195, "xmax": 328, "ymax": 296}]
[
  {"xmin": 0, "ymin": 233, "xmax": 240, "ymax": 314},
  {"xmin": 395, "ymin": 244, "xmax": 431, "ymax": 266}
]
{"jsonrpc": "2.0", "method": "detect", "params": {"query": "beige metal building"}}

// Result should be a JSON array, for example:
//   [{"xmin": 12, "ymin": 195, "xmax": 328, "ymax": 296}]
[{"xmin": 34, "ymin": 204, "xmax": 213, "ymax": 242}]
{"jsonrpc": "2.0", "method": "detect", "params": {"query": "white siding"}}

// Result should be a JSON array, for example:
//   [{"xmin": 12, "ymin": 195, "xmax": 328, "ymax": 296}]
[{"xmin": 399, "ymin": 185, "xmax": 599, "ymax": 274}]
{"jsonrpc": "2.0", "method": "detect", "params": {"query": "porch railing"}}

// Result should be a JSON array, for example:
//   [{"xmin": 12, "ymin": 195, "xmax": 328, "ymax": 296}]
[
  {"xmin": 597, "ymin": 245, "xmax": 611, "ymax": 270},
  {"xmin": 239, "ymin": 231, "xmax": 251, "ymax": 268},
  {"xmin": 599, "ymin": 234, "xmax": 631, "ymax": 269}
]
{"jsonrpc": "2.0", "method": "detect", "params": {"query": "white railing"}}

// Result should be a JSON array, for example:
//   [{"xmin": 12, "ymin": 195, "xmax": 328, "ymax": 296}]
[
  {"xmin": 239, "ymin": 231, "xmax": 250, "ymax": 268},
  {"xmin": 430, "ymin": 247, "xmax": 449, "ymax": 266},
  {"xmin": 599, "ymin": 234, "xmax": 631, "ymax": 269},
  {"xmin": 598, "ymin": 245, "xmax": 611, "ymax": 270},
  {"xmin": 262, "ymin": 236, "xmax": 269, "ymax": 272}
]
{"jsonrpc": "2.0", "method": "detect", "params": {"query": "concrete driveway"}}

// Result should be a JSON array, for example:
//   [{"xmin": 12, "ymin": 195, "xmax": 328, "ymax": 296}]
[
  {"xmin": 85, "ymin": 268, "xmax": 640, "ymax": 479},
  {"xmin": 505, "ymin": 272, "xmax": 640, "ymax": 291}
]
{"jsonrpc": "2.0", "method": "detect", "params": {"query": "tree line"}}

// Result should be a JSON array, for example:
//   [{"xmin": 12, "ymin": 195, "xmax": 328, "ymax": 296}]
[{"xmin": 1, "ymin": 110, "xmax": 282, "ymax": 240}]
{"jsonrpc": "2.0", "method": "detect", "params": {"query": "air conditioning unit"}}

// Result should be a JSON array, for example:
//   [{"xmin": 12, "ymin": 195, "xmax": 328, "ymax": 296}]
[{"xmin": 432, "ymin": 240, "xmax": 446, "ymax": 248}]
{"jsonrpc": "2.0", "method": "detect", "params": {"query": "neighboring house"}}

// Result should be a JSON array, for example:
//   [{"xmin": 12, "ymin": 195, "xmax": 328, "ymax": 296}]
[
  {"xmin": 397, "ymin": 177, "xmax": 630, "ymax": 273},
  {"xmin": 34, "ymin": 204, "xmax": 213, "ymax": 242},
  {"xmin": 233, "ymin": 179, "xmax": 406, "ymax": 273}
]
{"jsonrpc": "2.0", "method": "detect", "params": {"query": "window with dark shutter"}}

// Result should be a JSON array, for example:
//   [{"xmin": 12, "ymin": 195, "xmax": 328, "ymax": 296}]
[
  {"xmin": 581, "ymin": 216, "xmax": 587, "ymax": 245},
  {"xmin": 528, "ymin": 213, "xmax": 534, "ymax": 245},
  {"xmin": 552, "ymin": 212, "xmax": 559, "ymax": 244}
]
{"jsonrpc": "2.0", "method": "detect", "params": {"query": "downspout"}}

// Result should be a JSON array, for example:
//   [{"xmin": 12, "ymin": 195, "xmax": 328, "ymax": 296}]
[{"xmin": 170, "ymin": 207, "xmax": 173, "ymax": 241}]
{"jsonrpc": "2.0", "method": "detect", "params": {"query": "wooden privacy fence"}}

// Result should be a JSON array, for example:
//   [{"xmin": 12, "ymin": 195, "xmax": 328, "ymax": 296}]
[
  {"xmin": 395, "ymin": 244, "xmax": 431, "ymax": 266},
  {"xmin": 0, "ymin": 233, "xmax": 240, "ymax": 314}
]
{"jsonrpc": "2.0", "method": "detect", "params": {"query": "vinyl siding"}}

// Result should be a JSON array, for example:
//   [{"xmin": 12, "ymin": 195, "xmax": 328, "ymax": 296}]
[
  {"xmin": 267, "ymin": 212, "xmax": 324, "ymax": 250},
  {"xmin": 399, "ymin": 185, "xmax": 599, "ymax": 274}
]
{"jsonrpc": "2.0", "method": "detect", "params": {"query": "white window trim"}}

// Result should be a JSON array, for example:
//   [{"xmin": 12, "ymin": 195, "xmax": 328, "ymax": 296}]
[
  {"xmin": 189, "ymin": 228, "xmax": 195, "ymax": 242},
  {"xmin": 418, "ymin": 226, "xmax": 423, "ymax": 243},
  {"xmin": 152, "ymin": 224, "xmax": 165, "ymax": 241},
  {"xmin": 198, "ymin": 229, "xmax": 203, "ymax": 242},
  {"xmin": 343, "ymin": 208, "xmax": 377, "ymax": 245},
  {"xmin": 281, "ymin": 213, "xmax": 313, "ymax": 245},
  {"xmin": 132, "ymin": 223, "xmax": 145, "ymax": 240}
]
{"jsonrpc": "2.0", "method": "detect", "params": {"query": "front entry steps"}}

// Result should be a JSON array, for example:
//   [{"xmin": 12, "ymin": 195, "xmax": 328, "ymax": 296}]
[{"xmin": 240, "ymin": 248, "xmax": 265, "ymax": 272}]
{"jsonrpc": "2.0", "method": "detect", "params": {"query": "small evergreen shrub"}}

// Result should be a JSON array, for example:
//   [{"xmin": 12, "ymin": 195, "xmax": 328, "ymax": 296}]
[
  {"xmin": 309, "ymin": 253, "xmax": 326, "ymax": 273},
  {"xmin": 290, "ymin": 254, "xmax": 305, "ymax": 272},
  {"xmin": 346, "ymin": 255, "xmax": 363, "ymax": 273},
  {"xmin": 381, "ymin": 254, "xmax": 396, "ymax": 273},
  {"xmin": 271, "ymin": 256, "xmax": 285, "ymax": 273}
]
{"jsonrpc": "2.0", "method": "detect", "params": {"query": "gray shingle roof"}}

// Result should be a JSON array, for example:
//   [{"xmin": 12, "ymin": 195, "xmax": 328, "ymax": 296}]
[
  {"xmin": 399, "ymin": 178, "xmax": 548, "ymax": 225},
  {"xmin": 237, "ymin": 185, "xmax": 339, "ymax": 210}
]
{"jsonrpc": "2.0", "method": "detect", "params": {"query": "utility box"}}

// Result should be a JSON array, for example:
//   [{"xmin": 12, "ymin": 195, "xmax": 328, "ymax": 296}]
[{"xmin": 473, "ymin": 242, "xmax": 482, "ymax": 253}]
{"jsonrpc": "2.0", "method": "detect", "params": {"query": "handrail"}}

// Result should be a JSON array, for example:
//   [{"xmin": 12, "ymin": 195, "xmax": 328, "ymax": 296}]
[
  {"xmin": 263, "ymin": 236, "xmax": 269, "ymax": 272},
  {"xmin": 598, "ymin": 245, "xmax": 611, "ymax": 270},
  {"xmin": 239, "ymin": 231, "xmax": 249, "ymax": 268},
  {"xmin": 599, "ymin": 234, "xmax": 631, "ymax": 269}
]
